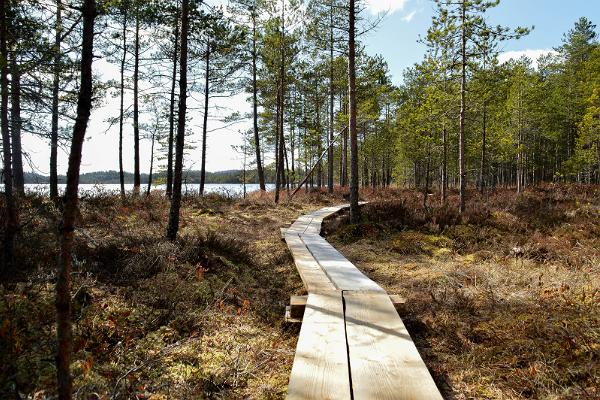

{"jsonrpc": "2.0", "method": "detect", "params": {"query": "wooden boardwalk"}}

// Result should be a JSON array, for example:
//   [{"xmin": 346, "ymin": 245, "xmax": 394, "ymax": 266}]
[{"xmin": 283, "ymin": 204, "xmax": 443, "ymax": 400}]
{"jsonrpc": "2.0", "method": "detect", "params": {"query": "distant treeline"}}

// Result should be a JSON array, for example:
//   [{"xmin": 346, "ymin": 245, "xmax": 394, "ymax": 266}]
[{"xmin": 24, "ymin": 170, "xmax": 279, "ymax": 185}]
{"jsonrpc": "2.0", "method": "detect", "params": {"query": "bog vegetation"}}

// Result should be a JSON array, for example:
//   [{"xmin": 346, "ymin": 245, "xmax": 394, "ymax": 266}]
[{"xmin": 0, "ymin": 0, "xmax": 599, "ymax": 398}]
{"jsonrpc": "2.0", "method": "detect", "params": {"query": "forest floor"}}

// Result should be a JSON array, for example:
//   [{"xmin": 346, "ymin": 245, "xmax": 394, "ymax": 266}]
[
  {"xmin": 324, "ymin": 185, "xmax": 600, "ymax": 400},
  {"xmin": 1, "ymin": 185, "xmax": 599, "ymax": 399},
  {"xmin": 1, "ymin": 189, "xmax": 338, "ymax": 399}
]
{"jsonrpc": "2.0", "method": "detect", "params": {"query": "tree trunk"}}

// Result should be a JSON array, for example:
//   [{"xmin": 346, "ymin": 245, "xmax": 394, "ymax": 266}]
[
  {"xmin": 275, "ymin": 0, "xmax": 286, "ymax": 203},
  {"xmin": 442, "ymin": 126, "xmax": 447, "ymax": 203},
  {"xmin": 458, "ymin": 2, "xmax": 467, "ymax": 213},
  {"xmin": 132, "ymin": 10, "xmax": 141, "ymax": 194},
  {"xmin": 10, "ymin": 56, "xmax": 24, "ymax": 194},
  {"xmin": 316, "ymin": 79, "xmax": 322, "ymax": 188},
  {"xmin": 348, "ymin": 0, "xmax": 359, "ymax": 222},
  {"xmin": 200, "ymin": 44, "xmax": 209, "ymax": 195},
  {"xmin": 50, "ymin": 0, "xmax": 62, "ymax": 200},
  {"xmin": 251, "ymin": 8, "xmax": 265, "ymax": 191},
  {"xmin": 166, "ymin": 0, "xmax": 188, "ymax": 241},
  {"xmin": 423, "ymin": 144, "xmax": 431, "ymax": 209},
  {"xmin": 147, "ymin": 129, "xmax": 155, "ymax": 196},
  {"xmin": 166, "ymin": 4, "xmax": 179, "ymax": 198},
  {"xmin": 274, "ymin": 93, "xmax": 281, "ymax": 202},
  {"xmin": 1, "ymin": 0, "xmax": 17, "ymax": 272},
  {"xmin": 327, "ymin": 5, "xmax": 334, "ymax": 193},
  {"xmin": 118, "ymin": 9, "xmax": 127, "ymax": 197},
  {"xmin": 479, "ymin": 102, "xmax": 487, "ymax": 195},
  {"xmin": 55, "ymin": 1, "xmax": 95, "ymax": 398}
]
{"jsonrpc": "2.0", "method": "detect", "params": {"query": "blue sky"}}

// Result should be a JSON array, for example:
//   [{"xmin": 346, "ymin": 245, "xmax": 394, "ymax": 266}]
[{"xmin": 363, "ymin": 0, "xmax": 600, "ymax": 84}]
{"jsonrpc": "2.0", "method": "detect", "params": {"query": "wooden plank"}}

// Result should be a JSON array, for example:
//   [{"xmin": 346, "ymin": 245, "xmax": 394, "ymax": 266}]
[
  {"xmin": 289, "ymin": 294, "xmax": 405, "ymax": 320},
  {"xmin": 344, "ymin": 292, "xmax": 442, "ymax": 400},
  {"xmin": 287, "ymin": 292, "xmax": 351, "ymax": 400},
  {"xmin": 285, "ymin": 233, "xmax": 337, "ymax": 292},
  {"xmin": 290, "ymin": 295, "xmax": 308, "ymax": 318},
  {"xmin": 300, "ymin": 234, "xmax": 384, "ymax": 293}
]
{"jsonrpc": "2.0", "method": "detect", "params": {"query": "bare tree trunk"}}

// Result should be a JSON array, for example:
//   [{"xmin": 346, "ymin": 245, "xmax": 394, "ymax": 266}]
[
  {"xmin": 479, "ymin": 102, "xmax": 487, "ymax": 195},
  {"xmin": 274, "ymin": 94, "xmax": 281, "ymax": 202},
  {"xmin": 118, "ymin": 9, "xmax": 127, "ymax": 197},
  {"xmin": 442, "ymin": 126, "xmax": 447, "ymax": 203},
  {"xmin": 10, "ymin": 56, "xmax": 24, "ymax": 194},
  {"xmin": 251, "ymin": 8, "xmax": 265, "ymax": 191},
  {"xmin": 423, "ymin": 143, "xmax": 431, "ymax": 208},
  {"xmin": 166, "ymin": 3, "xmax": 179, "ymax": 198},
  {"xmin": 458, "ymin": 2, "xmax": 467, "ymax": 213},
  {"xmin": 147, "ymin": 129, "xmax": 155, "ymax": 196},
  {"xmin": 275, "ymin": 0, "xmax": 286, "ymax": 203},
  {"xmin": 200, "ymin": 43, "xmax": 209, "ymax": 195},
  {"xmin": 50, "ymin": 0, "xmax": 62, "ymax": 200},
  {"xmin": 316, "ymin": 79, "xmax": 322, "ymax": 188},
  {"xmin": 327, "ymin": 5, "xmax": 334, "ymax": 193},
  {"xmin": 166, "ymin": 0, "xmax": 188, "ymax": 241},
  {"xmin": 132, "ymin": 9, "xmax": 141, "ymax": 194},
  {"xmin": 276, "ymin": 80, "xmax": 286, "ymax": 202},
  {"xmin": 1, "ymin": 0, "xmax": 17, "ymax": 272},
  {"xmin": 348, "ymin": 0, "xmax": 359, "ymax": 222},
  {"xmin": 55, "ymin": 1, "xmax": 95, "ymax": 398}
]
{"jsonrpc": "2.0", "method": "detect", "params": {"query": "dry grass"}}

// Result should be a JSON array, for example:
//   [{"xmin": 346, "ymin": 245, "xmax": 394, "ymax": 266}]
[
  {"xmin": 325, "ymin": 185, "xmax": 600, "ymax": 400},
  {"xmin": 0, "ymin": 188, "xmax": 348, "ymax": 399},
  {"xmin": 2, "ymin": 184, "xmax": 599, "ymax": 399}
]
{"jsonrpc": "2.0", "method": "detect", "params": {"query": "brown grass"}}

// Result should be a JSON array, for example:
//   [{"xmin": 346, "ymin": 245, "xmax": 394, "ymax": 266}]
[
  {"xmin": 2, "ymin": 184, "xmax": 599, "ymax": 399},
  {"xmin": 0, "ymin": 188, "xmax": 350, "ymax": 399},
  {"xmin": 325, "ymin": 185, "xmax": 600, "ymax": 400}
]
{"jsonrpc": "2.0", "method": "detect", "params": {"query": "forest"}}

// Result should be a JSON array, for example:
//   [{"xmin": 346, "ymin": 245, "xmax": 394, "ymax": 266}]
[{"xmin": 1, "ymin": 0, "xmax": 599, "ymax": 398}]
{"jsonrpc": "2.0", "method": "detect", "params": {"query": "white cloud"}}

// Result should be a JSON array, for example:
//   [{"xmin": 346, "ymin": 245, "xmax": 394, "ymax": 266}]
[
  {"xmin": 401, "ymin": 10, "xmax": 417, "ymax": 22},
  {"xmin": 365, "ymin": 0, "xmax": 408, "ymax": 15},
  {"xmin": 498, "ymin": 48, "xmax": 558, "ymax": 68}
]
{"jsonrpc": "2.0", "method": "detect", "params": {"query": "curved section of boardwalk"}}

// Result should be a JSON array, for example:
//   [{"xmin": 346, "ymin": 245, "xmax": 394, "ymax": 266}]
[{"xmin": 284, "ymin": 204, "xmax": 442, "ymax": 400}]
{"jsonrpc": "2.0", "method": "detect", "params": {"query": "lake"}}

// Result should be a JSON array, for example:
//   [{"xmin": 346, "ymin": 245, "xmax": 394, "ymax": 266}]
[{"xmin": 23, "ymin": 183, "xmax": 276, "ymax": 197}]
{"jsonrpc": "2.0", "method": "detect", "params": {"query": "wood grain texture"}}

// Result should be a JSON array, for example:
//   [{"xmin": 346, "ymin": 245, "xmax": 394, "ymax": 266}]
[
  {"xmin": 343, "ymin": 292, "xmax": 442, "ymax": 400},
  {"xmin": 285, "ymin": 233, "xmax": 337, "ymax": 291},
  {"xmin": 300, "ymin": 234, "xmax": 384, "ymax": 293},
  {"xmin": 287, "ymin": 292, "xmax": 351, "ymax": 400}
]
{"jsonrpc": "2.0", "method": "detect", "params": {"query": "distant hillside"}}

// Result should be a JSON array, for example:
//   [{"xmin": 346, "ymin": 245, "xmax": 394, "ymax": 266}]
[{"xmin": 24, "ymin": 169, "xmax": 277, "ymax": 185}]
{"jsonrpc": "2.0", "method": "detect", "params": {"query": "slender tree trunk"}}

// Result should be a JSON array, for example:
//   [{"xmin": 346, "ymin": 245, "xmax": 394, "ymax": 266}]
[
  {"xmin": 327, "ymin": 5, "xmax": 334, "ymax": 193},
  {"xmin": 316, "ymin": 79, "xmax": 322, "ymax": 188},
  {"xmin": 442, "ymin": 126, "xmax": 447, "ymax": 203},
  {"xmin": 10, "ymin": 56, "xmax": 24, "ymax": 194},
  {"xmin": 480, "ymin": 102, "xmax": 487, "ymax": 195},
  {"xmin": 275, "ymin": 0, "xmax": 286, "ymax": 203},
  {"xmin": 147, "ymin": 129, "xmax": 155, "ymax": 196},
  {"xmin": 423, "ymin": 144, "xmax": 431, "ymax": 208},
  {"xmin": 280, "ymin": 1, "xmax": 286, "ymax": 198},
  {"xmin": 132, "ymin": 10, "xmax": 141, "ymax": 194},
  {"xmin": 342, "ymin": 113, "xmax": 348, "ymax": 186},
  {"xmin": 251, "ymin": 9, "xmax": 265, "ymax": 191},
  {"xmin": 166, "ymin": 4, "xmax": 179, "ymax": 198},
  {"xmin": 50, "ymin": 0, "xmax": 62, "ymax": 200},
  {"xmin": 166, "ymin": 0, "xmax": 188, "ymax": 241},
  {"xmin": 348, "ymin": 0, "xmax": 359, "ymax": 222},
  {"xmin": 55, "ymin": 2, "xmax": 95, "ymax": 398},
  {"xmin": 275, "ymin": 80, "xmax": 286, "ymax": 202},
  {"xmin": 274, "ymin": 93, "xmax": 281, "ymax": 202},
  {"xmin": 118, "ymin": 10, "xmax": 127, "ymax": 197},
  {"xmin": 458, "ymin": 2, "xmax": 467, "ymax": 213},
  {"xmin": 200, "ymin": 44, "xmax": 209, "ymax": 195},
  {"xmin": 1, "ymin": 0, "xmax": 17, "ymax": 272}
]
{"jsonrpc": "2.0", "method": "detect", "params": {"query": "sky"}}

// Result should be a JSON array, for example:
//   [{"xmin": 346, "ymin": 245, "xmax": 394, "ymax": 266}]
[{"xmin": 22, "ymin": 0, "xmax": 600, "ymax": 176}]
